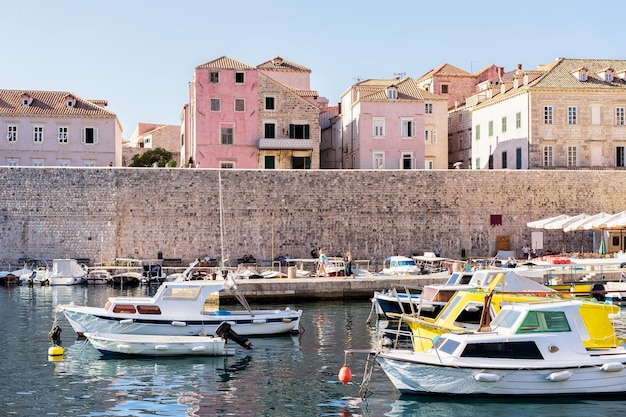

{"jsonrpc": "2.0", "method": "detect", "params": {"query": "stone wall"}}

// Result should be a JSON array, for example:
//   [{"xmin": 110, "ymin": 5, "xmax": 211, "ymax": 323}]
[{"xmin": 1, "ymin": 167, "xmax": 625, "ymax": 267}]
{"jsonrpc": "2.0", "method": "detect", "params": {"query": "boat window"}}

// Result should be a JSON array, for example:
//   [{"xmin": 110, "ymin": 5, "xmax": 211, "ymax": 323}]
[
  {"xmin": 112, "ymin": 304, "xmax": 137, "ymax": 314},
  {"xmin": 162, "ymin": 287, "xmax": 202, "ymax": 300},
  {"xmin": 436, "ymin": 337, "xmax": 460, "ymax": 355},
  {"xmin": 438, "ymin": 295, "xmax": 463, "ymax": 321},
  {"xmin": 454, "ymin": 303, "xmax": 484, "ymax": 325},
  {"xmin": 136, "ymin": 305, "xmax": 162, "ymax": 315},
  {"xmin": 461, "ymin": 341, "xmax": 544, "ymax": 359},
  {"xmin": 491, "ymin": 309, "xmax": 521, "ymax": 330},
  {"xmin": 516, "ymin": 311, "xmax": 570, "ymax": 334}
]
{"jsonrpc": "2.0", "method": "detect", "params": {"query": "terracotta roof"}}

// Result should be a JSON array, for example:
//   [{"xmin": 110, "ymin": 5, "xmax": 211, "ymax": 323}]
[
  {"xmin": 417, "ymin": 63, "xmax": 472, "ymax": 81},
  {"xmin": 530, "ymin": 58, "xmax": 626, "ymax": 90},
  {"xmin": 284, "ymin": 85, "xmax": 319, "ymax": 97},
  {"xmin": 358, "ymin": 78, "xmax": 431, "ymax": 102},
  {"xmin": 257, "ymin": 56, "xmax": 311, "ymax": 72},
  {"xmin": 0, "ymin": 89, "xmax": 116, "ymax": 118},
  {"xmin": 196, "ymin": 56, "xmax": 255, "ymax": 70}
]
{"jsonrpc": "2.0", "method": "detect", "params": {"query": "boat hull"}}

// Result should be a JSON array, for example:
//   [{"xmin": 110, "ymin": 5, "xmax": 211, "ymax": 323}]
[
  {"xmin": 377, "ymin": 351, "xmax": 626, "ymax": 396},
  {"xmin": 60, "ymin": 305, "xmax": 302, "ymax": 337},
  {"xmin": 85, "ymin": 332, "xmax": 235, "ymax": 357}
]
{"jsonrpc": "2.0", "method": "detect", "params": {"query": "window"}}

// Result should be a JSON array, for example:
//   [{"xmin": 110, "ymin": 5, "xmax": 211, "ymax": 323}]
[
  {"xmin": 7, "ymin": 125, "xmax": 17, "ymax": 142},
  {"xmin": 235, "ymin": 72, "xmax": 245, "ymax": 84},
  {"xmin": 617, "ymin": 107, "xmax": 625, "ymax": 126},
  {"xmin": 401, "ymin": 153, "xmax": 413, "ymax": 169},
  {"xmin": 291, "ymin": 156, "xmax": 311, "ymax": 169},
  {"xmin": 516, "ymin": 148, "xmax": 522, "ymax": 169},
  {"xmin": 425, "ymin": 103, "xmax": 433, "ymax": 114},
  {"xmin": 234, "ymin": 99, "xmax": 245, "ymax": 112},
  {"xmin": 488, "ymin": 121, "xmax": 494, "ymax": 137},
  {"xmin": 289, "ymin": 124, "xmax": 309, "ymax": 139},
  {"xmin": 488, "ymin": 155, "xmax": 493, "ymax": 169},
  {"xmin": 209, "ymin": 72, "xmax": 219, "ymax": 83},
  {"xmin": 426, "ymin": 160, "xmax": 434, "ymax": 169},
  {"xmin": 386, "ymin": 87, "xmax": 398, "ymax": 100},
  {"xmin": 220, "ymin": 161, "xmax": 234, "ymax": 168},
  {"xmin": 441, "ymin": 84, "xmax": 449, "ymax": 94},
  {"xmin": 501, "ymin": 117, "xmax": 507, "ymax": 133},
  {"xmin": 33, "ymin": 126, "xmax": 43, "ymax": 143},
  {"xmin": 567, "ymin": 146, "xmax": 578, "ymax": 167},
  {"xmin": 144, "ymin": 136, "xmax": 151, "ymax": 146},
  {"xmin": 265, "ymin": 97, "xmax": 275, "ymax": 110},
  {"xmin": 221, "ymin": 127, "xmax": 233, "ymax": 145},
  {"xmin": 373, "ymin": 119, "xmax": 385, "ymax": 137},
  {"xmin": 82, "ymin": 127, "xmax": 98, "ymax": 144},
  {"xmin": 58, "ymin": 126, "xmax": 68, "ymax": 143},
  {"xmin": 401, "ymin": 119, "xmax": 414, "ymax": 137},
  {"xmin": 475, "ymin": 157, "xmax": 481, "ymax": 169},
  {"xmin": 544, "ymin": 106, "xmax": 553, "ymax": 124},
  {"xmin": 7, "ymin": 158, "xmax": 19, "ymax": 166},
  {"xmin": 617, "ymin": 147, "xmax": 625, "ymax": 167},
  {"xmin": 502, "ymin": 151, "xmax": 507, "ymax": 169},
  {"xmin": 475, "ymin": 125, "xmax": 481, "ymax": 140},
  {"xmin": 210, "ymin": 99, "xmax": 221, "ymax": 112},
  {"xmin": 568, "ymin": 106, "xmax": 577, "ymax": 125},
  {"xmin": 373, "ymin": 152, "xmax": 384, "ymax": 169},
  {"xmin": 459, "ymin": 113, "xmax": 463, "ymax": 122},
  {"xmin": 264, "ymin": 123, "xmax": 275, "ymax": 138},
  {"xmin": 32, "ymin": 159, "xmax": 44, "ymax": 166},
  {"xmin": 264, "ymin": 155, "xmax": 275, "ymax": 169},
  {"xmin": 517, "ymin": 311, "xmax": 570, "ymax": 333},
  {"xmin": 516, "ymin": 112, "xmax": 521, "ymax": 128},
  {"xmin": 58, "ymin": 159, "xmax": 70, "ymax": 167},
  {"xmin": 543, "ymin": 146, "xmax": 553, "ymax": 167}
]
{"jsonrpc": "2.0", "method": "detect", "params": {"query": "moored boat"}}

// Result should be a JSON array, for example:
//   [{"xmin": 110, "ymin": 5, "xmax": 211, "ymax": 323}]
[
  {"xmin": 57, "ymin": 271, "xmax": 303, "ymax": 337},
  {"xmin": 374, "ymin": 298, "xmax": 626, "ymax": 397}
]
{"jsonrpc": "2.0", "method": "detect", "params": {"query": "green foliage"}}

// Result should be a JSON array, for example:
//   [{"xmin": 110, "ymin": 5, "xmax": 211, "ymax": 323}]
[{"xmin": 129, "ymin": 148, "xmax": 174, "ymax": 167}]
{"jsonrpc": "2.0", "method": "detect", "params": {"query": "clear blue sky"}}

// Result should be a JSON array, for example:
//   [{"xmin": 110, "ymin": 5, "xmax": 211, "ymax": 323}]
[{"xmin": 2, "ymin": 1, "xmax": 620, "ymax": 139}]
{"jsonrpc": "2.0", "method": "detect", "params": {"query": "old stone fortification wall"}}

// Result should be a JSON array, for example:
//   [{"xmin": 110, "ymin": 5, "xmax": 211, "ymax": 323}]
[{"xmin": 1, "ymin": 167, "xmax": 625, "ymax": 267}]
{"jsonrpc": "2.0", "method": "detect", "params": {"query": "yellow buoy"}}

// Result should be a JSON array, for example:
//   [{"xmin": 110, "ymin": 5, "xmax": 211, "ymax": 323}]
[{"xmin": 48, "ymin": 345, "xmax": 64, "ymax": 357}]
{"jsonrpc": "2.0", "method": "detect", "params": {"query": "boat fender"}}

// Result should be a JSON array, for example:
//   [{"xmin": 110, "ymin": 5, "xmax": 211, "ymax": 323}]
[
  {"xmin": 546, "ymin": 370, "xmax": 572, "ymax": 382},
  {"xmin": 119, "ymin": 319, "xmax": 134, "ymax": 325},
  {"xmin": 601, "ymin": 362, "xmax": 624, "ymax": 372},
  {"xmin": 154, "ymin": 345, "xmax": 170, "ymax": 350},
  {"xmin": 338, "ymin": 365, "xmax": 352, "ymax": 385},
  {"xmin": 473, "ymin": 372, "xmax": 501, "ymax": 382},
  {"xmin": 171, "ymin": 321, "xmax": 187, "ymax": 327}
]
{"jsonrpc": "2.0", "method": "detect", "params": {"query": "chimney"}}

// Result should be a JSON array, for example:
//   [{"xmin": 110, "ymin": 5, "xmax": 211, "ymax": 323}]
[{"xmin": 498, "ymin": 67, "xmax": 504, "ymax": 78}]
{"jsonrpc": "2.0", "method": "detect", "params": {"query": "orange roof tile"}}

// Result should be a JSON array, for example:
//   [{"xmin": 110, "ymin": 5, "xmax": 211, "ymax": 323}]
[{"xmin": 0, "ymin": 89, "xmax": 116, "ymax": 118}]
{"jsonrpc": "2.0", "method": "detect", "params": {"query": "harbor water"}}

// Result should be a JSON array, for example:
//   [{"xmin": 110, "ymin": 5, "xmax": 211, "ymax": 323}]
[{"xmin": 1, "ymin": 285, "xmax": 625, "ymax": 416}]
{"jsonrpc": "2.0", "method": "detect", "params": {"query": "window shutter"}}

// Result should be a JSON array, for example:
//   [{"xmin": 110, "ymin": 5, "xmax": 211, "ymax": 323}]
[
  {"xmin": 289, "ymin": 124, "xmax": 294, "ymax": 138},
  {"xmin": 304, "ymin": 125, "xmax": 310, "ymax": 139}
]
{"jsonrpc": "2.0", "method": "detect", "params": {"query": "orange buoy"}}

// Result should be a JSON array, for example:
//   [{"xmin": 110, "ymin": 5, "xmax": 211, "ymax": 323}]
[{"xmin": 338, "ymin": 364, "xmax": 352, "ymax": 385}]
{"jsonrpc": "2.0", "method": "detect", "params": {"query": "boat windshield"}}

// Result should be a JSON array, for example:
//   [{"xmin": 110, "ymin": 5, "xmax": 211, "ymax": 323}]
[
  {"xmin": 491, "ymin": 309, "xmax": 521, "ymax": 330},
  {"xmin": 162, "ymin": 287, "xmax": 202, "ymax": 300}
]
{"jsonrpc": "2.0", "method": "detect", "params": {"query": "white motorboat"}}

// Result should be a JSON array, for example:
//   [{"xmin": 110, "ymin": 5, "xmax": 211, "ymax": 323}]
[
  {"xmin": 380, "ymin": 256, "xmax": 420, "ymax": 276},
  {"xmin": 374, "ymin": 299, "xmax": 626, "ymax": 396},
  {"xmin": 85, "ymin": 332, "xmax": 236, "ymax": 357},
  {"xmin": 84, "ymin": 269, "xmax": 113, "ymax": 285},
  {"xmin": 57, "ymin": 271, "xmax": 303, "ymax": 337},
  {"xmin": 48, "ymin": 259, "xmax": 88, "ymax": 286}
]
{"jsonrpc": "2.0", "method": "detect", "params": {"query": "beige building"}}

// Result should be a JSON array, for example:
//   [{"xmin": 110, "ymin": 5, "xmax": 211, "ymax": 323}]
[
  {"xmin": 0, "ymin": 89, "xmax": 122, "ymax": 167},
  {"xmin": 123, "ymin": 123, "xmax": 181, "ymax": 166},
  {"xmin": 471, "ymin": 58, "xmax": 626, "ymax": 169}
]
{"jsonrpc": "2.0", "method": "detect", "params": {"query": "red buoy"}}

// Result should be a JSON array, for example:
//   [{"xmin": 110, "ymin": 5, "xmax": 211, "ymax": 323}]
[{"xmin": 338, "ymin": 365, "xmax": 352, "ymax": 385}]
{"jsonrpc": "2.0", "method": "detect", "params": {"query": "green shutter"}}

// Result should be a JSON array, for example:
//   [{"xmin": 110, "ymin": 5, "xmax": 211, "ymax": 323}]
[
  {"xmin": 304, "ymin": 125, "xmax": 310, "ymax": 139},
  {"xmin": 289, "ymin": 124, "xmax": 295, "ymax": 138}
]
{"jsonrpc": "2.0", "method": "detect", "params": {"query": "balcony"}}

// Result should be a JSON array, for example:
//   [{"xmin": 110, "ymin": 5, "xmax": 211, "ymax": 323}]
[{"xmin": 258, "ymin": 137, "xmax": 314, "ymax": 150}]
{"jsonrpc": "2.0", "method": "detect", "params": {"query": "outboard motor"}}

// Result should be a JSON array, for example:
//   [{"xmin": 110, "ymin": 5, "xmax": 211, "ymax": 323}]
[
  {"xmin": 216, "ymin": 322, "xmax": 252, "ymax": 350},
  {"xmin": 590, "ymin": 283, "xmax": 606, "ymax": 302}
]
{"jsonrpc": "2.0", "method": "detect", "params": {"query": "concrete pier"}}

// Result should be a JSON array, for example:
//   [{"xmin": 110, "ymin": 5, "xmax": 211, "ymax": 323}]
[{"xmin": 218, "ymin": 273, "xmax": 450, "ymax": 304}]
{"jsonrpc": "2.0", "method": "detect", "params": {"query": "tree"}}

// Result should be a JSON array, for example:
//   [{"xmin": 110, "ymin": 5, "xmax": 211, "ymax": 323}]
[{"xmin": 129, "ymin": 148, "xmax": 174, "ymax": 167}]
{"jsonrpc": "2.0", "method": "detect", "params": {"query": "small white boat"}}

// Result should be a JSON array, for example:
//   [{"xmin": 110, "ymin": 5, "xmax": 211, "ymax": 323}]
[
  {"xmin": 374, "ymin": 299, "xmax": 626, "ymax": 396},
  {"xmin": 85, "ymin": 332, "xmax": 236, "ymax": 357},
  {"xmin": 48, "ymin": 259, "xmax": 87, "ymax": 286},
  {"xmin": 380, "ymin": 256, "xmax": 420, "ymax": 276},
  {"xmin": 85, "ymin": 269, "xmax": 113, "ymax": 285},
  {"xmin": 57, "ymin": 263, "xmax": 303, "ymax": 337}
]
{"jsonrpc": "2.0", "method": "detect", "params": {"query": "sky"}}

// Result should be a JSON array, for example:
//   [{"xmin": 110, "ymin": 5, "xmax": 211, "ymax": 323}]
[{"xmin": 2, "ymin": 1, "xmax": 622, "ymax": 140}]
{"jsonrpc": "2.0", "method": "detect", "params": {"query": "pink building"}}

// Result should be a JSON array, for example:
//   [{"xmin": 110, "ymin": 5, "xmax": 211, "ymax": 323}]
[
  {"xmin": 0, "ymin": 89, "xmax": 122, "ymax": 166},
  {"xmin": 183, "ymin": 56, "xmax": 323, "ymax": 169},
  {"xmin": 339, "ymin": 78, "xmax": 427, "ymax": 169},
  {"xmin": 185, "ymin": 56, "xmax": 259, "ymax": 169}
]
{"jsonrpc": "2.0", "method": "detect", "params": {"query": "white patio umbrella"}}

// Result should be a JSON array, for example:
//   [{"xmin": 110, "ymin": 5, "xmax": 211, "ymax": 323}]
[
  {"xmin": 526, "ymin": 214, "xmax": 571, "ymax": 229},
  {"xmin": 596, "ymin": 210, "xmax": 626, "ymax": 229},
  {"xmin": 563, "ymin": 212, "xmax": 607, "ymax": 232}
]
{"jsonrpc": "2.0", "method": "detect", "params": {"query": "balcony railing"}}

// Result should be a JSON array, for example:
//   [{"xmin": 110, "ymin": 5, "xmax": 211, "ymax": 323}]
[{"xmin": 258, "ymin": 137, "xmax": 314, "ymax": 150}]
